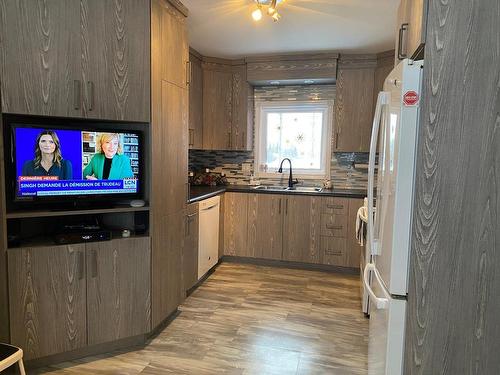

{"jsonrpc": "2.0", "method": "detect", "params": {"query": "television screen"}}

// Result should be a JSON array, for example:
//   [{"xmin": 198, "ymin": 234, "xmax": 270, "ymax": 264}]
[{"xmin": 14, "ymin": 127, "xmax": 140, "ymax": 198}]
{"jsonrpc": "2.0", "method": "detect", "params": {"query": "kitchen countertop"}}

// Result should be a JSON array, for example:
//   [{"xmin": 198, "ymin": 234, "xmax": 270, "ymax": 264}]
[{"xmin": 188, "ymin": 185, "xmax": 367, "ymax": 204}]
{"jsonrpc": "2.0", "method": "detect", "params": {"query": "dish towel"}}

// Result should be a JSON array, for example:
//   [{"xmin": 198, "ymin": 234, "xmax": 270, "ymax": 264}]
[{"xmin": 356, "ymin": 205, "xmax": 368, "ymax": 246}]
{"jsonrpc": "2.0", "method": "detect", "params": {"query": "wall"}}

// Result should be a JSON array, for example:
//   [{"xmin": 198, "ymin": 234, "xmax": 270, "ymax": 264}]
[{"xmin": 189, "ymin": 84, "xmax": 370, "ymax": 190}]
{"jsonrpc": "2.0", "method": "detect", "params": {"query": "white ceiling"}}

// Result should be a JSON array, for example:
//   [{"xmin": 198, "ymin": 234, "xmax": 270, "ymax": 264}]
[{"xmin": 182, "ymin": 0, "xmax": 400, "ymax": 59}]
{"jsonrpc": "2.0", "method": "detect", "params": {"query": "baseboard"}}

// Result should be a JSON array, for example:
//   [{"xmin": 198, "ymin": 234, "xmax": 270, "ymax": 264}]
[
  {"xmin": 26, "ymin": 334, "xmax": 147, "ymax": 370},
  {"xmin": 148, "ymin": 309, "xmax": 180, "ymax": 338},
  {"xmin": 221, "ymin": 256, "xmax": 359, "ymax": 275},
  {"xmin": 186, "ymin": 260, "xmax": 222, "ymax": 297}
]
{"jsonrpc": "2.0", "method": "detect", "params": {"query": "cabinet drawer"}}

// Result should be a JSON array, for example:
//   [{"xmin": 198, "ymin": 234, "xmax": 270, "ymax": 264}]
[
  {"xmin": 321, "ymin": 214, "xmax": 348, "ymax": 237},
  {"xmin": 320, "ymin": 237, "xmax": 347, "ymax": 266},
  {"xmin": 321, "ymin": 197, "xmax": 348, "ymax": 215}
]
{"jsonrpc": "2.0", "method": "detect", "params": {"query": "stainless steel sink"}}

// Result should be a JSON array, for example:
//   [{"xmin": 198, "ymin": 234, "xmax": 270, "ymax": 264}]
[{"xmin": 253, "ymin": 185, "xmax": 323, "ymax": 193}]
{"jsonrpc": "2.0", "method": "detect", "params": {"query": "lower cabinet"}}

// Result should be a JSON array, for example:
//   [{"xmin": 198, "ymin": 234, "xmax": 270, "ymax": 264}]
[
  {"xmin": 7, "ymin": 237, "xmax": 151, "ymax": 360},
  {"xmin": 184, "ymin": 203, "xmax": 199, "ymax": 291},
  {"xmin": 223, "ymin": 193, "xmax": 249, "ymax": 256},
  {"xmin": 224, "ymin": 193, "xmax": 363, "ymax": 269},
  {"xmin": 247, "ymin": 193, "xmax": 283, "ymax": 260}
]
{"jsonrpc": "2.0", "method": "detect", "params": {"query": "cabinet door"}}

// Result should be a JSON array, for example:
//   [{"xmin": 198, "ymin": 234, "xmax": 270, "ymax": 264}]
[
  {"xmin": 86, "ymin": 237, "xmax": 151, "ymax": 345},
  {"xmin": 8, "ymin": 244, "xmax": 86, "ymax": 360},
  {"xmin": 189, "ymin": 53, "xmax": 204, "ymax": 149},
  {"xmin": 152, "ymin": 209, "xmax": 186, "ymax": 327},
  {"xmin": 159, "ymin": 0, "xmax": 188, "ymax": 88},
  {"xmin": 83, "ymin": 0, "xmax": 150, "ymax": 121},
  {"xmin": 158, "ymin": 80, "xmax": 189, "ymax": 214},
  {"xmin": 224, "ymin": 193, "xmax": 249, "ymax": 257},
  {"xmin": 184, "ymin": 203, "xmax": 199, "ymax": 291},
  {"xmin": 247, "ymin": 193, "xmax": 283, "ymax": 260},
  {"xmin": 282, "ymin": 195, "xmax": 321, "ymax": 263},
  {"xmin": 334, "ymin": 67, "xmax": 375, "ymax": 152},
  {"xmin": 0, "ymin": 0, "xmax": 81, "ymax": 117},
  {"xmin": 203, "ymin": 66, "xmax": 233, "ymax": 150},
  {"xmin": 231, "ymin": 64, "xmax": 253, "ymax": 151},
  {"xmin": 395, "ymin": 0, "xmax": 427, "ymax": 63}
]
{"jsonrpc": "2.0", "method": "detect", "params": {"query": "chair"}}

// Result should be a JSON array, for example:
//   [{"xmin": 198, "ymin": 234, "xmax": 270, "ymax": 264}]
[{"xmin": 0, "ymin": 343, "xmax": 25, "ymax": 375}]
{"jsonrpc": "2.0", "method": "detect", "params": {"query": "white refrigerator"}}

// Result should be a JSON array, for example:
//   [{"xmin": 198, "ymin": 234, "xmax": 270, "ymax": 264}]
[{"xmin": 364, "ymin": 59, "xmax": 424, "ymax": 375}]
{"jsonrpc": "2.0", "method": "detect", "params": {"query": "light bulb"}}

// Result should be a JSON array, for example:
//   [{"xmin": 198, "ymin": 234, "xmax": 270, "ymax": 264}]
[
  {"xmin": 267, "ymin": 6, "xmax": 276, "ymax": 15},
  {"xmin": 252, "ymin": 7, "xmax": 263, "ymax": 21},
  {"xmin": 272, "ymin": 11, "xmax": 281, "ymax": 22}
]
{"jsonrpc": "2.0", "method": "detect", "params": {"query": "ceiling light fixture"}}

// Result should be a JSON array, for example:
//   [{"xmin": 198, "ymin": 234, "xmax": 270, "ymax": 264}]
[{"xmin": 252, "ymin": 0, "xmax": 284, "ymax": 22}]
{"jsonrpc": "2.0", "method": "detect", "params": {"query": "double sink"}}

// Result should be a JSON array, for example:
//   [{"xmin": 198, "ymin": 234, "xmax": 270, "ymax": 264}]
[{"xmin": 253, "ymin": 185, "xmax": 323, "ymax": 193}]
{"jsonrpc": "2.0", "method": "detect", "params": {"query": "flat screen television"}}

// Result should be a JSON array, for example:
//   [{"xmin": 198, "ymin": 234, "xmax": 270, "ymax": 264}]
[{"xmin": 3, "ymin": 115, "xmax": 145, "ymax": 211}]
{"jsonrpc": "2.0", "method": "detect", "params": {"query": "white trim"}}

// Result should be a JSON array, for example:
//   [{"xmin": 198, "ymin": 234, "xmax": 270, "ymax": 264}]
[{"xmin": 254, "ymin": 100, "xmax": 333, "ymax": 180}]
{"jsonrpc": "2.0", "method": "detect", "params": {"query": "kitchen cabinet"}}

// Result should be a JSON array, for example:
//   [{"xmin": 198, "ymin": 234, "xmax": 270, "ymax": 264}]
[
  {"xmin": 334, "ymin": 57, "xmax": 376, "ymax": 152},
  {"xmin": 0, "ymin": 0, "xmax": 150, "ymax": 121},
  {"xmin": 282, "ymin": 195, "xmax": 321, "ymax": 264},
  {"xmin": 86, "ymin": 237, "xmax": 151, "ymax": 346},
  {"xmin": 223, "ymin": 193, "xmax": 249, "ymax": 257},
  {"xmin": 202, "ymin": 63, "xmax": 233, "ymax": 150},
  {"xmin": 199, "ymin": 60, "xmax": 254, "ymax": 151},
  {"xmin": 8, "ymin": 244, "xmax": 87, "ymax": 360},
  {"xmin": 184, "ymin": 203, "xmax": 199, "ymax": 291},
  {"xmin": 83, "ymin": 0, "xmax": 150, "ymax": 122},
  {"xmin": 247, "ymin": 194, "xmax": 283, "ymax": 260},
  {"xmin": 0, "ymin": 0, "xmax": 81, "ymax": 117},
  {"xmin": 189, "ymin": 52, "xmax": 204, "ymax": 149},
  {"xmin": 8, "ymin": 238, "xmax": 150, "ymax": 360},
  {"xmin": 151, "ymin": 0, "xmax": 189, "ymax": 328},
  {"xmin": 395, "ymin": 0, "xmax": 428, "ymax": 64}
]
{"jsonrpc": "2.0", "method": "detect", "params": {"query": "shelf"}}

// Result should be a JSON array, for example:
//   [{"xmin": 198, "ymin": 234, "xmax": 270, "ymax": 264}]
[{"xmin": 6, "ymin": 206, "xmax": 150, "ymax": 219}]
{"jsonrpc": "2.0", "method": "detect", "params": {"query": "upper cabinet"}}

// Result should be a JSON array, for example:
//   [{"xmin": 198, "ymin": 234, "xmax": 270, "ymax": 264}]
[
  {"xmin": 193, "ymin": 57, "xmax": 254, "ymax": 151},
  {"xmin": 246, "ymin": 53, "xmax": 338, "ymax": 85},
  {"xmin": 395, "ymin": 0, "xmax": 428, "ymax": 64},
  {"xmin": 0, "ymin": 0, "xmax": 150, "ymax": 122},
  {"xmin": 333, "ymin": 55, "xmax": 376, "ymax": 152}
]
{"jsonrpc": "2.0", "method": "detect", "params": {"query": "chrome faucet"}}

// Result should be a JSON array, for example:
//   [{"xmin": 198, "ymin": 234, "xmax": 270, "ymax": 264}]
[{"xmin": 277, "ymin": 158, "xmax": 299, "ymax": 189}]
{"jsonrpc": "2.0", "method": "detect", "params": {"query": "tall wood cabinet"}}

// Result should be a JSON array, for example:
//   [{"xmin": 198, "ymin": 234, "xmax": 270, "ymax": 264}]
[
  {"xmin": 151, "ymin": 0, "xmax": 189, "ymax": 328},
  {"xmin": 0, "ymin": 0, "xmax": 150, "ymax": 122},
  {"xmin": 189, "ymin": 51, "xmax": 204, "ymax": 149},
  {"xmin": 8, "ymin": 238, "xmax": 150, "ymax": 360}
]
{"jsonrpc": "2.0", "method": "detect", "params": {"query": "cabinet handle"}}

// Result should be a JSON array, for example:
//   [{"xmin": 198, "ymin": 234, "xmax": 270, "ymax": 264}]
[
  {"xmin": 189, "ymin": 129, "xmax": 194, "ymax": 147},
  {"xmin": 241, "ymin": 132, "xmax": 245, "ymax": 149},
  {"xmin": 326, "ymin": 224, "xmax": 343, "ymax": 230},
  {"xmin": 87, "ymin": 81, "xmax": 95, "ymax": 111},
  {"xmin": 73, "ymin": 80, "xmax": 81, "ymax": 110},
  {"xmin": 327, "ymin": 204, "xmax": 344, "ymax": 209},
  {"xmin": 285, "ymin": 198, "xmax": 288, "ymax": 215},
  {"xmin": 78, "ymin": 251, "xmax": 84, "ymax": 280},
  {"xmin": 325, "ymin": 248, "xmax": 342, "ymax": 255},
  {"xmin": 278, "ymin": 198, "xmax": 281, "ymax": 214},
  {"xmin": 186, "ymin": 61, "xmax": 192, "ymax": 86},
  {"xmin": 91, "ymin": 249, "xmax": 97, "ymax": 278},
  {"xmin": 335, "ymin": 132, "xmax": 339, "ymax": 149},
  {"xmin": 398, "ymin": 23, "xmax": 409, "ymax": 60},
  {"xmin": 185, "ymin": 215, "xmax": 190, "ymax": 236},
  {"xmin": 227, "ymin": 132, "xmax": 231, "ymax": 149}
]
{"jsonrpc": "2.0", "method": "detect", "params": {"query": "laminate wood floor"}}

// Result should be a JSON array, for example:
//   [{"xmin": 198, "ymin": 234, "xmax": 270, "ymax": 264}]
[{"xmin": 36, "ymin": 263, "xmax": 368, "ymax": 374}]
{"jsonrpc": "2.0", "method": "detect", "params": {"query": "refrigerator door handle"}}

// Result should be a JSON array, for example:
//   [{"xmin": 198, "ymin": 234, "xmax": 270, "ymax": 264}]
[
  {"xmin": 368, "ymin": 91, "xmax": 389, "ymax": 256},
  {"xmin": 363, "ymin": 263, "xmax": 390, "ymax": 310}
]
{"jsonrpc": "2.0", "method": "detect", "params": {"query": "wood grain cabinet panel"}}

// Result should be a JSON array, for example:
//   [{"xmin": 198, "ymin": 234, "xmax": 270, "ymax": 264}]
[
  {"xmin": 82, "ymin": 0, "xmax": 150, "ymax": 122},
  {"xmin": 202, "ymin": 66, "xmax": 233, "ymax": 150},
  {"xmin": 152, "ymin": 209, "xmax": 185, "ymax": 327},
  {"xmin": 334, "ymin": 67, "xmax": 375, "ymax": 152},
  {"xmin": 184, "ymin": 203, "xmax": 199, "ymax": 291},
  {"xmin": 0, "ymin": 0, "xmax": 81, "ymax": 117},
  {"xmin": 320, "ymin": 237, "xmax": 347, "ymax": 266},
  {"xmin": 8, "ymin": 244, "xmax": 87, "ymax": 360},
  {"xmin": 247, "ymin": 194, "xmax": 283, "ymax": 260},
  {"xmin": 231, "ymin": 64, "xmax": 253, "ymax": 151},
  {"xmin": 395, "ymin": 0, "xmax": 428, "ymax": 64},
  {"xmin": 320, "ymin": 214, "xmax": 348, "ymax": 238},
  {"xmin": 282, "ymin": 195, "xmax": 321, "ymax": 264},
  {"xmin": 86, "ymin": 237, "xmax": 151, "ymax": 346},
  {"xmin": 189, "ymin": 52, "xmax": 204, "ymax": 149},
  {"xmin": 321, "ymin": 197, "xmax": 349, "ymax": 215},
  {"xmin": 223, "ymin": 193, "xmax": 249, "ymax": 257}
]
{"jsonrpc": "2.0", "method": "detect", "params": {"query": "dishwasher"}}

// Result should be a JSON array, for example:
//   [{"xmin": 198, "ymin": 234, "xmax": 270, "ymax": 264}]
[{"xmin": 198, "ymin": 195, "xmax": 220, "ymax": 279}]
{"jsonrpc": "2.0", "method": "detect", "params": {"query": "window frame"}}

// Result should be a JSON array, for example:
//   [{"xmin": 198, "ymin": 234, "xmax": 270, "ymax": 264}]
[{"xmin": 254, "ymin": 100, "xmax": 333, "ymax": 180}]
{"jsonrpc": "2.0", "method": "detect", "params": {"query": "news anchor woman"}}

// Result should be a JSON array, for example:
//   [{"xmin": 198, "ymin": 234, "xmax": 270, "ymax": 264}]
[
  {"xmin": 83, "ymin": 133, "xmax": 134, "ymax": 180},
  {"xmin": 22, "ymin": 130, "xmax": 73, "ymax": 179}
]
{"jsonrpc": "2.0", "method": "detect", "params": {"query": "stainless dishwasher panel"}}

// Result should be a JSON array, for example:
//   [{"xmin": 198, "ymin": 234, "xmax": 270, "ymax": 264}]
[{"xmin": 198, "ymin": 195, "xmax": 220, "ymax": 279}]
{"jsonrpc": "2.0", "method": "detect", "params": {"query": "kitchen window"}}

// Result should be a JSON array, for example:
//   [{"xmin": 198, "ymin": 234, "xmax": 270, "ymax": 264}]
[{"xmin": 255, "ymin": 101, "xmax": 333, "ymax": 179}]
